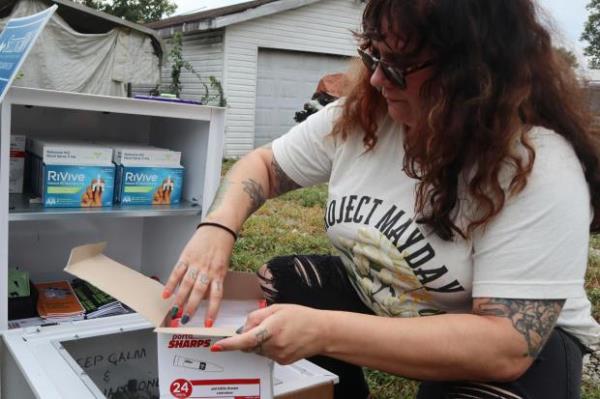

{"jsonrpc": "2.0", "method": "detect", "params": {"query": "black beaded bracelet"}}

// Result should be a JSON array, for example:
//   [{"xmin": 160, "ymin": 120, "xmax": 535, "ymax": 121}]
[{"xmin": 197, "ymin": 222, "xmax": 238, "ymax": 241}]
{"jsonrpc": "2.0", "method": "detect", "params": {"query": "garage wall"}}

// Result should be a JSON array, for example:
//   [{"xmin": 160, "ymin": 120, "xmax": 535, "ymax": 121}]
[
  {"xmin": 254, "ymin": 49, "xmax": 349, "ymax": 148},
  {"xmin": 223, "ymin": 0, "xmax": 363, "ymax": 157},
  {"xmin": 159, "ymin": 29, "xmax": 225, "ymax": 103}
]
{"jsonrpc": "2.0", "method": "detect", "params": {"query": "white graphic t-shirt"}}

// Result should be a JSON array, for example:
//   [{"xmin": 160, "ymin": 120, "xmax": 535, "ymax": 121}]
[{"xmin": 272, "ymin": 101, "xmax": 600, "ymax": 349}]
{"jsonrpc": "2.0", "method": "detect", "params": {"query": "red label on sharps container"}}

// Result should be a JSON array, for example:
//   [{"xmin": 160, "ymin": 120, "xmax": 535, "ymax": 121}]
[
  {"xmin": 170, "ymin": 378, "xmax": 261, "ymax": 398},
  {"xmin": 170, "ymin": 379, "xmax": 193, "ymax": 398}
]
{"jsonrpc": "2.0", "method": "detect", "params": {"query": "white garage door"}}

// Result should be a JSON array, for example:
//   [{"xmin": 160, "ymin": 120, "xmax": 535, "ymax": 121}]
[{"xmin": 254, "ymin": 48, "xmax": 350, "ymax": 148}]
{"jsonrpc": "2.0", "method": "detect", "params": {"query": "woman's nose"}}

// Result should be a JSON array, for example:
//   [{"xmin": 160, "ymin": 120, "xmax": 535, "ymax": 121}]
[{"xmin": 369, "ymin": 63, "xmax": 389, "ymax": 89}]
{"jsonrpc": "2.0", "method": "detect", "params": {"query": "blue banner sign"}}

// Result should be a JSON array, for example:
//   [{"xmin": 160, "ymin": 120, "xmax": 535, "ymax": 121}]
[{"xmin": 0, "ymin": 5, "xmax": 57, "ymax": 103}]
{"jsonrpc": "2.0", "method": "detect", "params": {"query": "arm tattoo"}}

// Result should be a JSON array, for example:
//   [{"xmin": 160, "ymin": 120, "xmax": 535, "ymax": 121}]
[
  {"xmin": 207, "ymin": 178, "xmax": 230, "ymax": 215},
  {"xmin": 270, "ymin": 156, "xmax": 301, "ymax": 196},
  {"xmin": 474, "ymin": 298, "xmax": 564, "ymax": 357},
  {"xmin": 242, "ymin": 178, "xmax": 266, "ymax": 215}
]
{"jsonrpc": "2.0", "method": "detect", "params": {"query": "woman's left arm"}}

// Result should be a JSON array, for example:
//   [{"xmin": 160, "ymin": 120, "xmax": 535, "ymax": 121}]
[{"xmin": 215, "ymin": 297, "xmax": 563, "ymax": 382}]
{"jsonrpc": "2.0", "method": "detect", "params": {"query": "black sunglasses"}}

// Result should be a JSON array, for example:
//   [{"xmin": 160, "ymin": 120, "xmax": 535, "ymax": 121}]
[{"xmin": 357, "ymin": 48, "xmax": 434, "ymax": 90}]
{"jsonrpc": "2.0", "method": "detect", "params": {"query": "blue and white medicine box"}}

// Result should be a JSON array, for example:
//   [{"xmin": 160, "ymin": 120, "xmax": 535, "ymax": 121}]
[
  {"xmin": 111, "ymin": 145, "xmax": 184, "ymax": 206},
  {"xmin": 27, "ymin": 139, "xmax": 115, "ymax": 208}
]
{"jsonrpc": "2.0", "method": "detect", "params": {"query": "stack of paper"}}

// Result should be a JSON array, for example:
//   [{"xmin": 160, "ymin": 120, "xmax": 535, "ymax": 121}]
[
  {"xmin": 71, "ymin": 278, "xmax": 131, "ymax": 319},
  {"xmin": 35, "ymin": 281, "xmax": 85, "ymax": 322}
]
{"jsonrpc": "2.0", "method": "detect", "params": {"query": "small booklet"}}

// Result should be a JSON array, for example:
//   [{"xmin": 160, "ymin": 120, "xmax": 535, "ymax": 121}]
[
  {"xmin": 35, "ymin": 280, "xmax": 85, "ymax": 321},
  {"xmin": 71, "ymin": 278, "xmax": 131, "ymax": 319}
]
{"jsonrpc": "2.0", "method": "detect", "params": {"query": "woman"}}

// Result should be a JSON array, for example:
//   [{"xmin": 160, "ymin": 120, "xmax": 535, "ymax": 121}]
[{"xmin": 163, "ymin": 1, "xmax": 600, "ymax": 397}]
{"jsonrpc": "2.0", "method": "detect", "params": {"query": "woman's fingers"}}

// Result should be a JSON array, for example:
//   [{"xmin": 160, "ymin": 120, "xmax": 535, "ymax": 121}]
[
  {"xmin": 205, "ymin": 279, "xmax": 224, "ymax": 327},
  {"xmin": 214, "ymin": 323, "xmax": 272, "ymax": 353},
  {"xmin": 162, "ymin": 260, "xmax": 228, "ymax": 325},
  {"xmin": 181, "ymin": 270, "xmax": 211, "ymax": 324},
  {"xmin": 173, "ymin": 266, "xmax": 203, "ymax": 318},
  {"xmin": 163, "ymin": 260, "xmax": 188, "ymax": 300},
  {"xmin": 163, "ymin": 227, "xmax": 236, "ymax": 325},
  {"xmin": 235, "ymin": 306, "xmax": 277, "ymax": 336}
]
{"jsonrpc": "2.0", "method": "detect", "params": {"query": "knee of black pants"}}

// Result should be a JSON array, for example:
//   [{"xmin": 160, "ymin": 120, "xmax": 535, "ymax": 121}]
[
  {"xmin": 256, "ymin": 256, "xmax": 302, "ymax": 305},
  {"xmin": 256, "ymin": 255, "xmax": 374, "ymax": 313},
  {"xmin": 256, "ymin": 255, "xmax": 328, "ymax": 306}
]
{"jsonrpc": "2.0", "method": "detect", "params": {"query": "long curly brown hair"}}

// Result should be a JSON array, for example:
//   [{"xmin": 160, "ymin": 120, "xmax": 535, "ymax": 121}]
[{"xmin": 333, "ymin": 0, "xmax": 600, "ymax": 240}]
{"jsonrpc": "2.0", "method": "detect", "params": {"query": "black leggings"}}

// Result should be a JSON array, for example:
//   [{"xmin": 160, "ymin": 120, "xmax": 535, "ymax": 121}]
[{"xmin": 259, "ymin": 255, "xmax": 585, "ymax": 399}]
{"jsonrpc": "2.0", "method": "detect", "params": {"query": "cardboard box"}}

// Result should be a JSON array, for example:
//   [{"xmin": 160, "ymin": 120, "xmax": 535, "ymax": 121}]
[
  {"xmin": 28, "ymin": 139, "xmax": 114, "ymax": 165},
  {"xmin": 9, "ymin": 134, "xmax": 26, "ymax": 193},
  {"xmin": 109, "ymin": 144, "xmax": 184, "ymax": 206},
  {"xmin": 64, "ymin": 243, "xmax": 275, "ymax": 398},
  {"xmin": 60, "ymin": 328, "xmax": 337, "ymax": 399},
  {"xmin": 112, "ymin": 145, "xmax": 181, "ymax": 166},
  {"xmin": 27, "ymin": 139, "xmax": 115, "ymax": 208},
  {"xmin": 273, "ymin": 361, "xmax": 336, "ymax": 399}
]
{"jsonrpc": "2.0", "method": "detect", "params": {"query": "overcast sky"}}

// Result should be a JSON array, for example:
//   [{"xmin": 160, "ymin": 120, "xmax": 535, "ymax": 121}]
[{"xmin": 171, "ymin": 0, "xmax": 593, "ymax": 67}]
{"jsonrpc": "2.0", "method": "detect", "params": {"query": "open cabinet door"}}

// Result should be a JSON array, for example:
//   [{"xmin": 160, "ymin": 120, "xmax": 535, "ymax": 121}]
[{"xmin": 2, "ymin": 313, "xmax": 152, "ymax": 399}]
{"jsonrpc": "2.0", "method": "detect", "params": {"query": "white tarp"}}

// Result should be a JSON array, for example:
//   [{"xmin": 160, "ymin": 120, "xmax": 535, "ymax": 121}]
[{"xmin": 0, "ymin": 0, "xmax": 160, "ymax": 96}]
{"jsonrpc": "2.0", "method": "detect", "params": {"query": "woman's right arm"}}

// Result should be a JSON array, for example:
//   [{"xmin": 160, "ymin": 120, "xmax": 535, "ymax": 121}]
[{"xmin": 162, "ymin": 147, "xmax": 300, "ymax": 326}]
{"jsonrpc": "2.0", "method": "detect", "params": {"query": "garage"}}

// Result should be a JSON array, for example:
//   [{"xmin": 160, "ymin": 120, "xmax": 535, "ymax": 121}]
[
  {"xmin": 148, "ymin": 0, "xmax": 364, "ymax": 157},
  {"xmin": 254, "ymin": 48, "xmax": 350, "ymax": 148}
]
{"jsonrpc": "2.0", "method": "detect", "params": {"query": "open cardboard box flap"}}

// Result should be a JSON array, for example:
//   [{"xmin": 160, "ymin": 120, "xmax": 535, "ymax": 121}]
[{"xmin": 64, "ymin": 242, "xmax": 264, "ymax": 337}]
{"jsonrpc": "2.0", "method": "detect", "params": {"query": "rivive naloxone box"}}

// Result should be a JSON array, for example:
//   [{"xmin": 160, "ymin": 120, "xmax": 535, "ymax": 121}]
[
  {"xmin": 27, "ymin": 139, "xmax": 115, "ymax": 208},
  {"xmin": 111, "ymin": 144, "xmax": 184, "ymax": 206},
  {"xmin": 64, "ymin": 243, "xmax": 274, "ymax": 399}
]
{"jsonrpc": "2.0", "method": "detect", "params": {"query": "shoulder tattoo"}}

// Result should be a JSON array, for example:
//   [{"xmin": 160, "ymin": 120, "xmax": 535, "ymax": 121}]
[
  {"xmin": 473, "ymin": 298, "xmax": 564, "ymax": 357},
  {"xmin": 271, "ymin": 156, "xmax": 301, "ymax": 196}
]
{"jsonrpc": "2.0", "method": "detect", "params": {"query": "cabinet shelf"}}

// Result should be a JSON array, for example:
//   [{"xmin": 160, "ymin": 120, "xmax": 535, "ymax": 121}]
[
  {"xmin": 1, "ymin": 87, "xmax": 226, "ymax": 399},
  {"xmin": 9, "ymin": 194, "xmax": 202, "ymax": 221},
  {"xmin": 7, "ymin": 312, "xmax": 148, "ymax": 333}
]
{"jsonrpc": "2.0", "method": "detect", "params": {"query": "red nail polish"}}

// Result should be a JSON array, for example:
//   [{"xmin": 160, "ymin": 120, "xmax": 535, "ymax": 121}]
[
  {"xmin": 175, "ymin": 308, "xmax": 183, "ymax": 318},
  {"xmin": 161, "ymin": 289, "xmax": 171, "ymax": 299},
  {"xmin": 169, "ymin": 318, "xmax": 180, "ymax": 328},
  {"xmin": 205, "ymin": 319, "xmax": 214, "ymax": 328},
  {"xmin": 211, "ymin": 344, "xmax": 223, "ymax": 352}
]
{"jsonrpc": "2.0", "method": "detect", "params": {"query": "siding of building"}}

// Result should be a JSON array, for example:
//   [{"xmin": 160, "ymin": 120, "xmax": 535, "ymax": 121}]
[
  {"xmin": 146, "ymin": 0, "xmax": 363, "ymax": 157},
  {"xmin": 133, "ymin": 29, "xmax": 225, "ymax": 102},
  {"xmin": 156, "ymin": 29, "xmax": 226, "ymax": 104},
  {"xmin": 585, "ymin": 84, "xmax": 600, "ymax": 126},
  {"xmin": 222, "ymin": 0, "xmax": 363, "ymax": 157}
]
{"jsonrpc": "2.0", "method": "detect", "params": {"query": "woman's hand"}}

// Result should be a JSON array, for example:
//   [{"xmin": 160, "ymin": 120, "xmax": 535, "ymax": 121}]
[
  {"xmin": 162, "ymin": 224, "xmax": 236, "ymax": 327},
  {"xmin": 211, "ymin": 304, "xmax": 329, "ymax": 364},
  {"xmin": 161, "ymin": 148, "xmax": 287, "ymax": 327}
]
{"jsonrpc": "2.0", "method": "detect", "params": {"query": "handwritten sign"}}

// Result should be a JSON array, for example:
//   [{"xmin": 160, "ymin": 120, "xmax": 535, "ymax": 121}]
[{"xmin": 60, "ymin": 328, "xmax": 159, "ymax": 399}]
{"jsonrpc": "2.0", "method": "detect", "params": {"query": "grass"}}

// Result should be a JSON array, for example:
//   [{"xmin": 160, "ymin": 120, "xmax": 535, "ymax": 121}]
[
  {"xmin": 222, "ymin": 159, "xmax": 600, "ymax": 398},
  {"xmin": 584, "ymin": 235, "xmax": 600, "ymax": 399}
]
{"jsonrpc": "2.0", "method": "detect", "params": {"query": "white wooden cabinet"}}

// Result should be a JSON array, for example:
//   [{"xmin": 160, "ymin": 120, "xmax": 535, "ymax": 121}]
[
  {"xmin": 0, "ymin": 88, "xmax": 338, "ymax": 399},
  {"xmin": 0, "ymin": 87, "xmax": 227, "ymax": 398}
]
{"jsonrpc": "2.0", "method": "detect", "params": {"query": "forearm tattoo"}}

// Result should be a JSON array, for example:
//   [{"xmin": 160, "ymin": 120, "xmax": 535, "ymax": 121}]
[
  {"xmin": 474, "ymin": 298, "xmax": 564, "ymax": 357},
  {"xmin": 242, "ymin": 178, "xmax": 266, "ymax": 215},
  {"xmin": 207, "ymin": 178, "xmax": 231, "ymax": 215},
  {"xmin": 271, "ymin": 156, "xmax": 301, "ymax": 196}
]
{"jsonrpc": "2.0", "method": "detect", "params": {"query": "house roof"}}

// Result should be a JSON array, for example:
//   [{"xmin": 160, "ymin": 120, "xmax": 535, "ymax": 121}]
[
  {"xmin": 1, "ymin": 0, "xmax": 163, "ymax": 56},
  {"xmin": 147, "ymin": 0, "xmax": 321, "ymax": 34}
]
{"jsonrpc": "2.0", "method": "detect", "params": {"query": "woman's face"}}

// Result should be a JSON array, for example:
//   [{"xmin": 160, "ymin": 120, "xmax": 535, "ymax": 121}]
[{"xmin": 368, "ymin": 32, "xmax": 433, "ymax": 127}]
